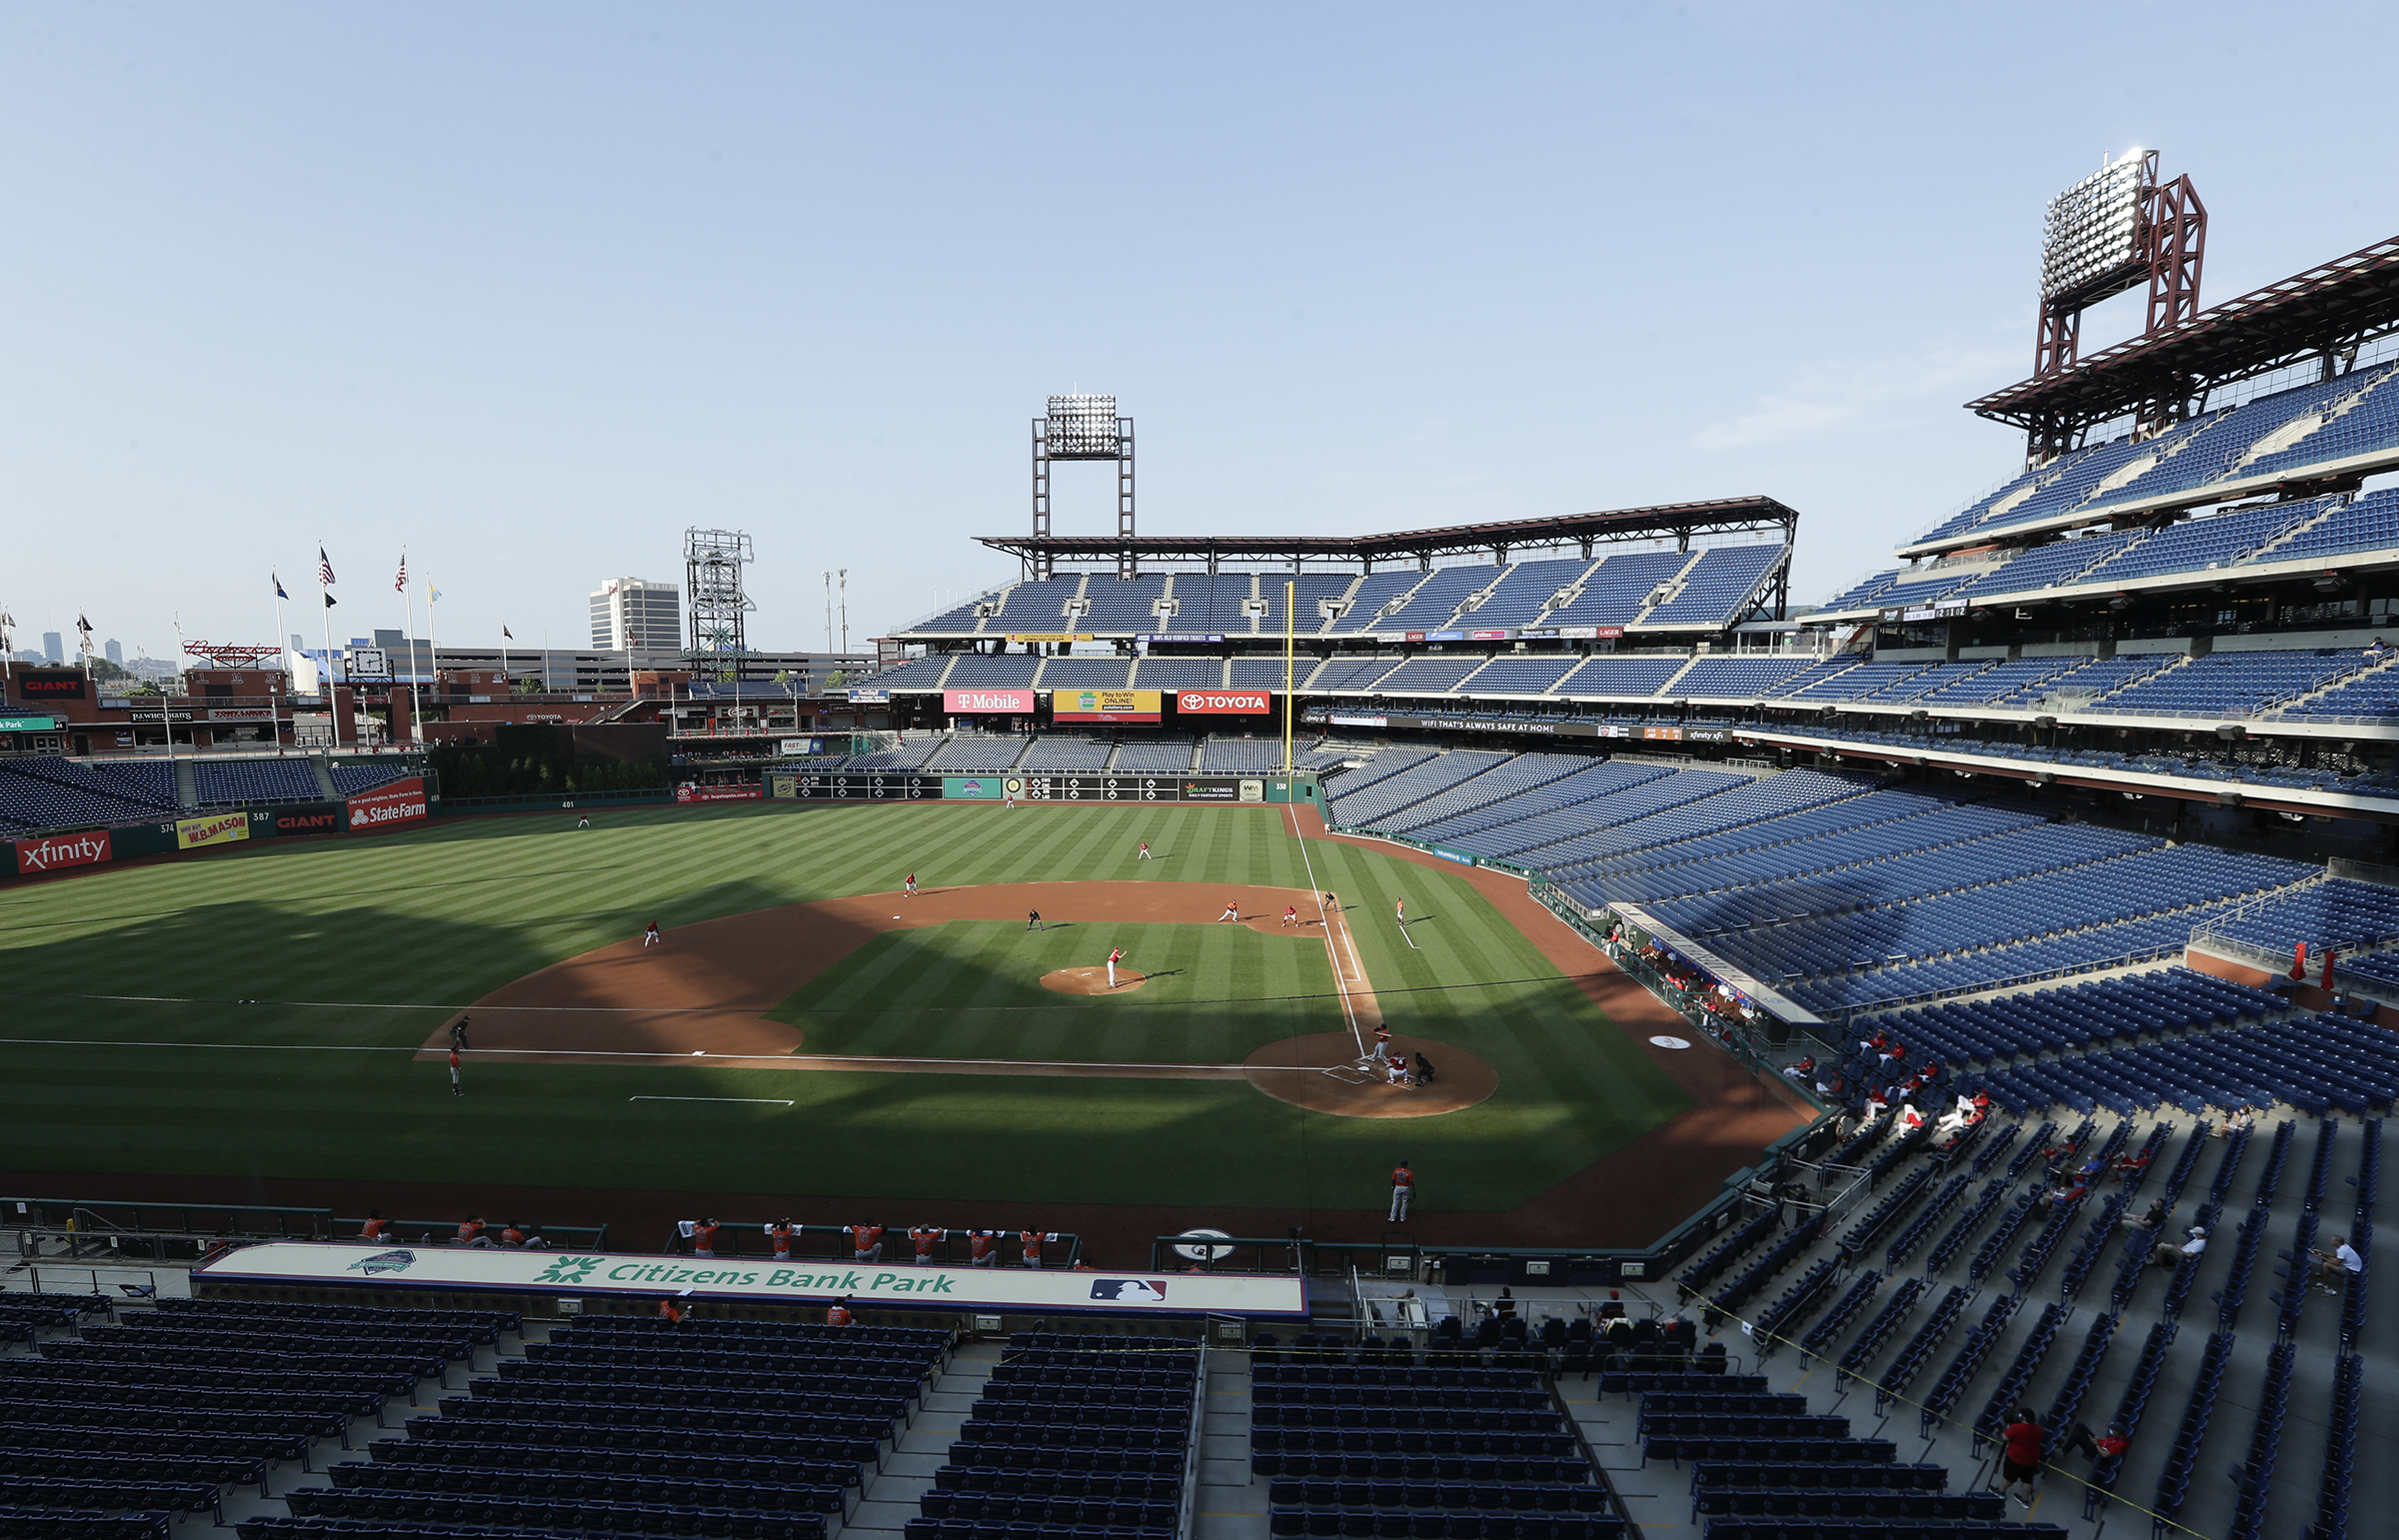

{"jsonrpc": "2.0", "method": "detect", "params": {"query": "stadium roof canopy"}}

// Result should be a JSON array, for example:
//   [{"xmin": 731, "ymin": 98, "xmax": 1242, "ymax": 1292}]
[
  {"xmin": 1968, "ymin": 233, "xmax": 2399, "ymax": 446},
  {"xmin": 980, "ymin": 496, "xmax": 1799, "ymax": 576}
]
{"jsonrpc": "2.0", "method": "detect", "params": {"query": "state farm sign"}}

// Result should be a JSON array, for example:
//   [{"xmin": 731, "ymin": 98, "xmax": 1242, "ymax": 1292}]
[
  {"xmin": 13, "ymin": 829, "xmax": 111, "ymax": 873},
  {"xmin": 1177, "ymin": 691, "xmax": 1271, "ymax": 715},
  {"xmin": 944, "ymin": 689, "xmax": 1035, "ymax": 714},
  {"xmin": 347, "ymin": 775, "xmax": 429, "ymax": 831}
]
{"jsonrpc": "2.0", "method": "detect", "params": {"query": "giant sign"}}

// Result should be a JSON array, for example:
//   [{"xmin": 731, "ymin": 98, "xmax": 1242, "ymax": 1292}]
[
  {"xmin": 675, "ymin": 782, "xmax": 765, "ymax": 803},
  {"xmin": 944, "ymin": 689, "xmax": 1036, "ymax": 715},
  {"xmin": 1176, "ymin": 691, "xmax": 1270, "ymax": 715},
  {"xmin": 193, "ymin": 1239, "xmax": 1308, "ymax": 1318},
  {"xmin": 15, "ymin": 670, "xmax": 87, "ymax": 699},
  {"xmin": 13, "ymin": 829, "xmax": 112, "ymax": 873},
  {"xmin": 347, "ymin": 775, "xmax": 429, "ymax": 831}
]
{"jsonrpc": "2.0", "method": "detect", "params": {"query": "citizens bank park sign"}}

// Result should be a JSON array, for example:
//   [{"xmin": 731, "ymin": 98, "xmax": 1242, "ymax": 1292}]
[{"xmin": 195, "ymin": 1241, "xmax": 1310, "ymax": 1318}]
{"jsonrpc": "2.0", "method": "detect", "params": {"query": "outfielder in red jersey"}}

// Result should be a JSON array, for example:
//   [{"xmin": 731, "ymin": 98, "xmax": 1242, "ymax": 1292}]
[
  {"xmin": 968, "ymin": 1229, "xmax": 1000, "ymax": 1267},
  {"xmin": 849, "ymin": 1223, "xmax": 886, "ymax": 1263},
  {"xmin": 910, "ymin": 1225, "xmax": 944, "ymax": 1264}
]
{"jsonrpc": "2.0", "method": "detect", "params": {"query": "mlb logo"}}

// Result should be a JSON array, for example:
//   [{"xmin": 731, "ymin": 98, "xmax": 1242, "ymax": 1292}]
[{"xmin": 1090, "ymin": 1278, "xmax": 1169, "ymax": 1303}]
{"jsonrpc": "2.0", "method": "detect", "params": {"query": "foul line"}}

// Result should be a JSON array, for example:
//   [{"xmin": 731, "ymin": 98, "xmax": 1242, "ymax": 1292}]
[
  {"xmin": 630, "ymin": 1095, "xmax": 795, "ymax": 1106},
  {"xmin": 1287, "ymin": 801, "xmax": 1363, "ymax": 1054}
]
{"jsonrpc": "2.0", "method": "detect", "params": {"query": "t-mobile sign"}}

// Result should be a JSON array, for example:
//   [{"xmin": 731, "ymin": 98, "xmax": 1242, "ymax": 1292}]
[{"xmin": 944, "ymin": 689, "xmax": 1035, "ymax": 714}]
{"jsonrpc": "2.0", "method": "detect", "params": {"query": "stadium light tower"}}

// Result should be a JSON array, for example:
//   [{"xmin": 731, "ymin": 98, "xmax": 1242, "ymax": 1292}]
[
  {"xmin": 1032, "ymin": 394, "xmax": 1135, "ymax": 580},
  {"xmin": 2032, "ymin": 149, "xmax": 2206, "ymax": 453},
  {"xmin": 684, "ymin": 528, "xmax": 756, "ymax": 677}
]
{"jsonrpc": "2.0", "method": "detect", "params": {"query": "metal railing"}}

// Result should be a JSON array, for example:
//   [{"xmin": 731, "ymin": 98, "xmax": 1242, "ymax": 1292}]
[{"xmin": 3, "ymin": 1197, "xmax": 332, "ymax": 1241}]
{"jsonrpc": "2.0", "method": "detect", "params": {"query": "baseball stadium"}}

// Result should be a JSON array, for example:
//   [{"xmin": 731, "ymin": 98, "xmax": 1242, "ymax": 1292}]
[{"xmin": 6, "ymin": 158, "xmax": 2398, "ymax": 1540}]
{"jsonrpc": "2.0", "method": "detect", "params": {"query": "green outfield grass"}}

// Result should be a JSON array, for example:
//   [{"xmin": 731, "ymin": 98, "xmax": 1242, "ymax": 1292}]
[
  {"xmin": 770, "ymin": 921, "xmax": 1335, "ymax": 1062},
  {"xmin": 0, "ymin": 800, "xmax": 1693, "ymax": 1214}
]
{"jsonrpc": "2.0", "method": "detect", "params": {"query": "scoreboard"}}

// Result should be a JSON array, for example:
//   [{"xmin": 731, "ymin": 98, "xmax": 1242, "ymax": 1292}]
[{"xmin": 769, "ymin": 771, "xmax": 1262, "ymax": 803}]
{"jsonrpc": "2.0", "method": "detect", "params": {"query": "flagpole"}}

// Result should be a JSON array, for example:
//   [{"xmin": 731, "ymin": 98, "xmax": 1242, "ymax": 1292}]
[
  {"xmin": 401, "ymin": 551, "xmax": 425, "ymax": 746},
  {"xmin": 425, "ymin": 582, "xmax": 440, "ymax": 716},
  {"xmin": 1282, "ymin": 579, "xmax": 1295, "ymax": 781},
  {"xmin": 272, "ymin": 579, "xmax": 288, "ymax": 757},
  {"xmin": 319, "ymin": 547, "xmax": 343, "ymax": 754},
  {"xmin": 501, "ymin": 628, "xmax": 511, "ymax": 693}
]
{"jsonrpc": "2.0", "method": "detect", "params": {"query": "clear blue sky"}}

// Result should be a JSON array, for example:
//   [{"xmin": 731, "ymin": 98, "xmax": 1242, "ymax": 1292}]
[{"xmin": 6, "ymin": 3, "xmax": 2395, "ymax": 660}]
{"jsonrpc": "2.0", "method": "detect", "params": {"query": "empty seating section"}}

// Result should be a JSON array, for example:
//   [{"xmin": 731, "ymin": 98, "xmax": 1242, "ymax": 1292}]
[
  {"xmin": 1198, "ymin": 739, "xmax": 1284, "ymax": 773},
  {"xmin": 914, "ymin": 1332, "xmax": 1195, "ymax": 1540},
  {"xmin": 3, "ymin": 1296, "xmax": 519, "ymax": 1536},
  {"xmin": 1250, "ymin": 1343, "xmax": 1618, "ymax": 1540},
  {"xmin": 991, "ymin": 578, "xmax": 1086, "ymax": 630},
  {"xmin": 1111, "ymin": 742, "xmax": 1196, "ymax": 772},
  {"xmin": 2076, "ymin": 502, "xmax": 2319, "ymax": 586},
  {"xmin": 1375, "ymin": 658, "xmax": 1490, "ymax": 696},
  {"xmin": 1484, "ymin": 770, "xmax": 1752, "ymax": 864},
  {"xmin": 1402, "ymin": 762, "xmax": 1672, "ymax": 846},
  {"xmin": 1377, "ymin": 565, "xmax": 1503, "ymax": 632},
  {"xmin": 1467, "ymin": 557, "xmax": 1598, "ymax": 627},
  {"xmin": 851, "ymin": 739, "xmax": 947, "ymax": 770},
  {"xmin": 1021, "ymin": 738, "xmax": 1114, "ymax": 770},
  {"xmin": 326, "ymin": 762, "xmax": 410, "ymax": 795},
  {"xmin": 944, "ymin": 656, "xmax": 1043, "ymax": 689},
  {"xmin": 1254, "ymin": 575, "xmax": 1361, "ymax": 637},
  {"xmin": 910, "ymin": 592, "xmax": 1003, "ymax": 634},
  {"xmin": 1081, "ymin": 576, "xmax": 1170, "ymax": 633},
  {"xmin": 1673, "ymin": 657, "xmax": 1817, "ymax": 699},
  {"xmin": 926, "ymin": 738, "xmax": 1029, "ymax": 771},
  {"xmin": 1948, "ymin": 531, "xmax": 2145, "ymax": 600},
  {"xmin": 1040, "ymin": 658, "xmax": 1136, "ymax": 691},
  {"xmin": 2285, "ymin": 662, "xmax": 2399, "ymax": 720},
  {"xmin": 1817, "ymin": 571, "xmax": 1899, "ymax": 612},
  {"xmin": 2092, "ymin": 650, "xmax": 2369, "ymax": 718},
  {"xmin": 1552, "ymin": 657, "xmax": 1689, "ymax": 699},
  {"xmin": 0, "ymin": 757, "xmax": 180, "ymax": 830},
  {"xmin": 1327, "ymin": 752, "xmax": 1514, "ymax": 827},
  {"xmin": 1779, "ymin": 661, "xmax": 1930, "ymax": 703},
  {"xmin": 1539, "ymin": 551, "xmax": 1690, "ymax": 628},
  {"xmin": 1327, "ymin": 572, "xmax": 1437, "ymax": 634},
  {"xmin": 2005, "ymin": 654, "xmax": 2171, "ymax": 707},
  {"xmin": 2241, "ymin": 368, "xmax": 2399, "ymax": 483},
  {"xmin": 2209, "ymin": 876, "xmax": 2399, "ymax": 953},
  {"xmin": 1911, "ymin": 658, "xmax": 2085, "ymax": 706},
  {"xmin": 1978, "ymin": 1012, "xmax": 2399, "ymax": 1117},
  {"xmin": 1169, "ymin": 574, "xmax": 1255, "ymax": 632},
  {"xmin": 1231, "ymin": 657, "xmax": 1312, "ymax": 689},
  {"xmin": 1379, "ymin": 754, "xmax": 1591, "ymax": 835},
  {"xmin": 1132, "ymin": 659, "xmax": 1224, "ymax": 691},
  {"xmin": 1540, "ymin": 771, "xmax": 1871, "ymax": 886},
  {"xmin": 2106, "ymin": 366, "xmax": 2399, "ymax": 509},
  {"xmin": 1866, "ymin": 967, "xmax": 2288, "ymax": 1075},
  {"xmin": 1847, "ymin": 662, "xmax": 1991, "ymax": 705},
  {"xmin": 2267, "ymin": 492, "xmax": 2399, "ymax": 568},
  {"xmin": 191, "ymin": 760, "xmax": 324, "ymax": 806},
  {"xmin": 861, "ymin": 657, "xmax": 957, "ymax": 692},
  {"xmin": 1312, "ymin": 657, "xmax": 1405, "ymax": 693},
  {"xmin": 1643, "ymin": 545, "xmax": 1786, "ymax": 626},
  {"xmin": 1463, "ymin": 658, "xmax": 1580, "ymax": 696}
]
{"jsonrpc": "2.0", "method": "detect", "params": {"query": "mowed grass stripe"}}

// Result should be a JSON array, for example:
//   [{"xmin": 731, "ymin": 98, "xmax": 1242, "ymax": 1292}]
[{"xmin": 0, "ymin": 800, "xmax": 1698, "ymax": 1211}]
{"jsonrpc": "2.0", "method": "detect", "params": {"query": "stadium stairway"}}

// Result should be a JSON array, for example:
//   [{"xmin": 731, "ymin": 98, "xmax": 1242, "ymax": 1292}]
[
  {"xmin": 172, "ymin": 757, "xmax": 198, "ymax": 809},
  {"xmin": 848, "ymin": 1341, "xmax": 999, "ymax": 1539},
  {"xmin": 309, "ymin": 755, "xmax": 340, "ymax": 799}
]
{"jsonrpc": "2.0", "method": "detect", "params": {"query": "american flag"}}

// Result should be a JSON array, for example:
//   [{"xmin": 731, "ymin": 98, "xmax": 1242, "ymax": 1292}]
[
  {"xmin": 318, "ymin": 547, "xmax": 336, "ymax": 586},
  {"xmin": 395, "ymin": 553, "xmax": 408, "ymax": 594}
]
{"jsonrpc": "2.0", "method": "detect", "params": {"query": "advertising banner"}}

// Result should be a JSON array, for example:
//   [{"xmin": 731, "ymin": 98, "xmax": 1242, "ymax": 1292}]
[
  {"xmin": 1176, "ymin": 691, "xmax": 1270, "ymax": 715},
  {"xmin": 348, "ymin": 775, "xmax": 431, "ymax": 830},
  {"xmin": 1430, "ymin": 847, "xmax": 1477, "ymax": 866},
  {"xmin": 0, "ymin": 713, "xmax": 58, "ymax": 732},
  {"xmin": 269, "ymin": 803, "xmax": 346, "ymax": 837},
  {"xmin": 846, "ymin": 689, "xmax": 893, "ymax": 705},
  {"xmin": 193, "ymin": 1239, "xmax": 1307, "ymax": 1318},
  {"xmin": 1051, "ymin": 689, "xmax": 1163, "ymax": 723},
  {"xmin": 1007, "ymin": 633, "xmax": 1093, "ymax": 645},
  {"xmin": 175, "ymin": 810, "xmax": 252, "ymax": 850},
  {"xmin": 207, "ymin": 708, "xmax": 277, "ymax": 723},
  {"xmin": 1327, "ymin": 713, "xmax": 1388, "ymax": 729},
  {"xmin": 944, "ymin": 689, "xmax": 1036, "ymax": 715},
  {"xmin": 1137, "ymin": 634, "xmax": 1225, "ymax": 645},
  {"xmin": 13, "ymin": 829, "xmax": 112, "ymax": 874},
  {"xmin": 673, "ymin": 782, "xmax": 765, "ymax": 804},
  {"xmin": 943, "ymin": 775, "xmax": 1005, "ymax": 800},
  {"xmin": 15, "ymin": 670, "xmax": 87, "ymax": 700}
]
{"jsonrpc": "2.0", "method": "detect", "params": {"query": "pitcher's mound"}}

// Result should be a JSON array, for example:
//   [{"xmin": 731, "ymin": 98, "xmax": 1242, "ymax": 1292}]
[
  {"xmin": 1242, "ymin": 1033, "xmax": 1496, "ymax": 1117},
  {"xmin": 1042, "ymin": 966, "xmax": 1149, "ymax": 995}
]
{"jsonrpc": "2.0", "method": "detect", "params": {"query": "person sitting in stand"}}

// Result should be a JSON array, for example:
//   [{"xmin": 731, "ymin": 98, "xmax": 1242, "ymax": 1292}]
[
  {"xmin": 1781, "ymin": 1055, "xmax": 1816, "ymax": 1084},
  {"xmin": 2154, "ymin": 1225, "xmax": 2206, "ymax": 1269},
  {"xmin": 2314, "ymin": 1234, "xmax": 2364, "ymax": 1294},
  {"xmin": 2113, "ymin": 1148, "xmax": 2153, "ymax": 1183},
  {"xmin": 2214, "ymin": 1105, "xmax": 2257, "ymax": 1138},
  {"xmin": 2040, "ymin": 1177, "xmax": 2088, "ymax": 1215},
  {"xmin": 2121, "ymin": 1198, "xmax": 2168, "ymax": 1236}
]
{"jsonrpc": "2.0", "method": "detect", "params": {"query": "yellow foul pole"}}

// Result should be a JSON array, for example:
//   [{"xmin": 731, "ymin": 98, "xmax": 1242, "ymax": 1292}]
[{"xmin": 1282, "ymin": 579, "xmax": 1295, "ymax": 779}]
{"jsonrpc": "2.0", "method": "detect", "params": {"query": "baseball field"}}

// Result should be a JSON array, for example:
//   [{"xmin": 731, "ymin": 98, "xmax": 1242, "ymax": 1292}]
[{"xmin": 0, "ymin": 799, "xmax": 1803, "ymax": 1258}]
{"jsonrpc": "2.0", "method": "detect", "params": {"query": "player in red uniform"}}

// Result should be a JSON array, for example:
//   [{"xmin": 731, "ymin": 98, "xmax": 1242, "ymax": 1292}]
[
  {"xmin": 910, "ymin": 1225, "xmax": 944, "ymax": 1264},
  {"xmin": 826, "ymin": 1296, "xmax": 854, "ymax": 1326},
  {"xmin": 767, "ymin": 1219, "xmax": 795, "ymax": 1260},
  {"xmin": 1020, "ymin": 1229, "xmax": 1058, "ymax": 1268},
  {"xmin": 968, "ymin": 1229, "xmax": 1000, "ymax": 1267},
  {"xmin": 849, "ymin": 1223, "xmax": 886, "ymax": 1263},
  {"xmin": 692, "ymin": 1217, "xmax": 721, "ymax": 1258},
  {"xmin": 1107, "ymin": 947, "xmax": 1126, "ymax": 989},
  {"xmin": 1283, "ymin": 905, "xmax": 1298, "ymax": 927},
  {"xmin": 1388, "ymin": 1161, "xmax": 1414, "ymax": 1223}
]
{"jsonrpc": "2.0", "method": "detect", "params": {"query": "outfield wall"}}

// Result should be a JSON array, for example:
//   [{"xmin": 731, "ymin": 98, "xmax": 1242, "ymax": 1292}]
[{"xmin": 6, "ymin": 774, "xmax": 430, "ymax": 878}]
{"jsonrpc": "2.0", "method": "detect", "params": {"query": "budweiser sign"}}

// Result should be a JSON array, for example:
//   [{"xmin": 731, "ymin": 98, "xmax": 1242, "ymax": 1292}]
[
  {"xmin": 14, "ymin": 829, "xmax": 111, "ymax": 873},
  {"xmin": 347, "ymin": 775, "xmax": 429, "ymax": 831},
  {"xmin": 1176, "ymin": 691, "xmax": 1270, "ymax": 715}
]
